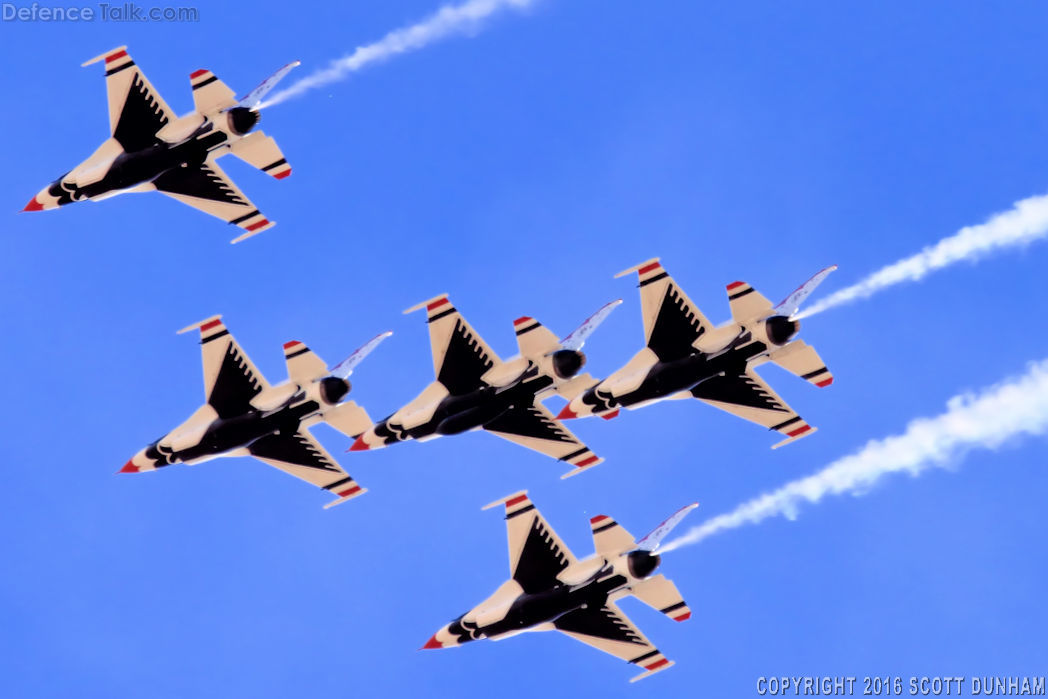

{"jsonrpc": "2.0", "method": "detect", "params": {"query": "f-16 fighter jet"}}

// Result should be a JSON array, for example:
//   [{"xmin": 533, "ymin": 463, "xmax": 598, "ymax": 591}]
[
  {"xmin": 559, "ymin": 259, "xmax": 836, "ymax": 448},
  {"xmin": 422, "ymin": 491, "xmax": 697, "ymax": 683},
  {"xmin": 121, "ymin": 316, "xmax": 390, "ymax": 508},
  {"xmin": 23, "ymin": 46, "xmax": 299, "ymax": 242},
  {"xmin": 350, "ymin": 297, "xmax": 619, "ymax": 478}
]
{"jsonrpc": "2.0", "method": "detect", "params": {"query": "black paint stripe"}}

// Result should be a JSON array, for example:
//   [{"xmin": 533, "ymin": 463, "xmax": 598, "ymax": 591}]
[
  {"xmin": 505, "ymin": 504, "xmax": 535, "ymax": 520},
  {"xmin": 592, "ymin": 521, "xmax": 618, "ymax": 534},
  {"xmin": 104, "ymin": 61, "xmax": 135, "ymax": 77},
  {"xmin": 638, "ymin": 271, "xmax": 668, "ymax": 288},
  {"xmin": 560, "ymin": 447, "xmax": 588, "ymax": 462},
  {"xmin": 201, "ymin": 329, "xmax": 229, "ymax": 344},
  {"xmin": 324, "ymin": 476, "xmax": 355, "ymax": 491},
  {"xmin": 261, "ymin": 158, "xmax": 288, "ymax": 172},
  {"xmin": 285, "ymin": 348, "xmax": 310, "ymax": 359},
  {"xmin": 801, "ymin": 367, "xmax": 829, "ymax": 380},
  {"xmin": 192, "ymin": 75, "xmax": 218, "ymax": 90},
  {"xmin": 660, "ymin": 601, "xmax": 687, "ymax": 614},
  {"xmin": 770, "ymin": 415, "xmax": 801, "ymax": 431},
  {"xmin": 230, "ymin": 209, "xmax": 261, "ymax": 225},
  {"xmin": 629, "ymin": 650, "xmax": 660, "ymax": 664},
  {"xmin": 514, "ymin": 323, "xmax": 539, "ymax": 336},
  {"xmin": 427, "ymin": 308, "xmax": 456, "ymax": 323},
  {"xmin": 728, "ymin": 287, "xmax": 755, "ymax": 300}
]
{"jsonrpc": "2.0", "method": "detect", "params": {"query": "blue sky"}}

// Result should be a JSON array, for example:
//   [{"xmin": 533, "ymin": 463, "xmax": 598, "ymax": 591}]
[{"xmin": 2, "ymin": 1, "xmax": 1047, "ymax": 696}]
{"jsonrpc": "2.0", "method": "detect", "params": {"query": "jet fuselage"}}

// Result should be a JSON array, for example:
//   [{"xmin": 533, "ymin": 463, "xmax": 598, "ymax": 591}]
[
  {"xmin": 435, "ymin": 550, "xmax": 661, "ymax": 647},
  {"xmin": 37, "ymin": 109, "xmax": 256, "ymax": 209},
  {"xmin": 129, "ymin": 376, "xmax": 350, "ymax": 472},
  {"xmin": 577, "ymin": 335, "xmax": 770, "ymax": 415},
  {"xmin": 371, "ymin": 371, "xmax": 554, "ymax": 445}
]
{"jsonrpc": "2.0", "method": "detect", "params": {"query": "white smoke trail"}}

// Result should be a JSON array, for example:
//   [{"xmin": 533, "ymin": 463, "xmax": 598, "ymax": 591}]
[
  {"xmin": 260, "ymin": 0, "xmax": 538, "ymax": 108},
  {"xmin": 660, "ymin": 358, "xmax": 1048, "ymax": 553},
  {"xmin": 796, "ymin": 193, "xmax": 1048, "ymax": 320}
]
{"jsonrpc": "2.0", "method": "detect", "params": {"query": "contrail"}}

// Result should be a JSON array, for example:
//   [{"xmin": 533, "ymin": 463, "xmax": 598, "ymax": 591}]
[
  {"xmin": 796, "ymin": 192, "xmax": 1048, "ymax": 320},
  {"xmin": 660, "ymin": 357, "xmax": 1048, "ymax": 553},
  {"xmin": 260, "ymin": 0, "xmax": 538, "ymax": 108}
]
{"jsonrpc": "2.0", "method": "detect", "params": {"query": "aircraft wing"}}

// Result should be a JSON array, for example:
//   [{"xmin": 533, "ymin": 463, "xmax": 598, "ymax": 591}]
[
  {"xmin": 405, "ymin": 295, "xmax": 501, "ymax": 396},
  {"xmin": 178, "ymin": 316, "xmax": 269, "ymax": 420},
  {"xmin": 483, "ymin": 491, "xmax": 577, "ymax": 595},
  {"xmin": 82, "ymin": 47, "xmax": 175, "ymax": 152},
  {"xmin": 615, "ymin": 259, "xmax": 714, "ymax": 362},
  {"xmin": 554, "ymin": 601, "xmax": 675, "ymax": 682},
  {"xmin": 483, "ymin": 402, "xmax": 604, "ymax": 477},
  {"xmin": 248, "ymin": 429, "xmax": 366, "ymax": 508},
  {"xmin": 690, "ymin": 369, "xmax": 816, "ymax": 448},
  {"xmin": 153, "ymin": 159, "xmax": 275, "ymax": 243}
]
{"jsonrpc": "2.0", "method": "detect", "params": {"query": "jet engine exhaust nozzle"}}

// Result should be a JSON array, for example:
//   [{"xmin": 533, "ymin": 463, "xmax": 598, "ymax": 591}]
[
  {"xmin": 627, "ymin": 550, "xmax": 662, "ymax": 580},
  {"xmin": 551, "ymin": 349, "xmax": 586, "ymax": 379},
  {"xmin": 765, "ymin": 315, "xmax": 800, "ymax": 346},
  {"xmin": 227, "ymin": 107, "xmax": 260, "ymax": 136}
]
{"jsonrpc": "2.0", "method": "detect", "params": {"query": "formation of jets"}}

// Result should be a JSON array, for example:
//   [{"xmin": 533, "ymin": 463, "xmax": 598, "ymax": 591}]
[{"xmin": 24, "ymin": 48, "xmax": 841, "ymax": 681}]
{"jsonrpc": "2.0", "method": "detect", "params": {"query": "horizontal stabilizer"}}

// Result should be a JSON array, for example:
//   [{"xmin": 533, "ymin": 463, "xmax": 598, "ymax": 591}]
[
  {"xmin": 230, "ymin": 131, "xmax": 292, "ymax": 179},
  {"xmin": 774, "ymin": 265, "xmax": 838, "ymax": 318},
  {"xmin": 283, "ymin": 340, "xmax": 327, "ymax": 383},
  {"xmin": 329, "ymin": 331, "xmax": 393, "ymax": 379},
  {"xmin": 631, "ymin": 574, "xmax": 691, "ymax": 622},
  {"xmin": 769, "ymin": 340, "xmax": 833, "ymax": 388},
  {"xmin": 513, "ymin": 316, "xmax": 560, "ymax": 359},
  {"xmin": 323, "ymin": 401, "xmax": 372, "ymax": 440},
  {"xmin": 238, "ymin": 60, "xmax": 300, "ymax": 108},
  {"xmin": 589, "ymin": 515, "xmax": 635, "ymax": 556},
  {"xmin": 725, "ymin": 281, "xmax": 773, "ymax": 324},
  {"xmin": 189, "ymin": 69, "xmax": 237, "ymax": 113}
]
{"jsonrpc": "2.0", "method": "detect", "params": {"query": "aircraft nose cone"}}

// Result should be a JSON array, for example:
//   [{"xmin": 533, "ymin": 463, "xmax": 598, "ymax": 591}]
[
  {"xmin": 420, "ymin": 634, "xmax": 444, "ymax": 650},
  {"xmin": 348, "ymin": 435, "xmax": 371, "ymax": 452},
  {"xmin": 118, "ymin": 459, "xmax": 140, "ymax": 474},
  {"xmin": 557, "ymin": 404, "xmax": 578, "ymax": 420},
  {"xmin": 22, "ymin": 195, "xmax": 44, "ymax": 212}
]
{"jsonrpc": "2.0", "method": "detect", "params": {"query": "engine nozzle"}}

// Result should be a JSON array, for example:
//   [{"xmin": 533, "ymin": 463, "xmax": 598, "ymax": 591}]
[
  {"xmin": 227, "ymin": 107, "xmax": 260, "ymax": 136},
  {"xmin": 627, "ymin": 550, "xmax": 662, "ymax": 580},
  {"xmin": 319, "ymin": 377, "xmax": 351, "ymax": 405},
  {"xmin": 551, "ymin": 349, "xmax": 586, "ymax": 379},
  {"xmin": 765, "ymin": 315, "xmax": 800, "ymax": 346}
]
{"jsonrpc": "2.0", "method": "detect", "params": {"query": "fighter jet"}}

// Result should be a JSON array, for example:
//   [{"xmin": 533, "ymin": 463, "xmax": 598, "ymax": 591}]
[
  {"xmin": 23, "ymin": 46, "xmax": 299, "ymax": 242},
  {"xmin": 350, "ymin": 296, "xmax": 619, "ymax": 478},
  {"xmin": 559, "ymin": 259, "xmax": 836, "ymax": 448},
  {"xmin": 122, "ymin": 316, "xmax": 390, "ymax": 508},
  {"xmin": 423, "ymin": 491, "xmax": 697, "ymax": 683}
]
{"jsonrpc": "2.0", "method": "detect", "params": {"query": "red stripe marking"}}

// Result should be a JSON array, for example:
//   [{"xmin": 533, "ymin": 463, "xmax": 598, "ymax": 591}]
[
  {"xmin": 337, "ymin": 485, "xmax": 361, "ymax": 497},
  {"xmin": 504, "ymin": 494, "xmax": 528, "ymax": 508},
  {"xmin": 513, "ymin": 316, "xmax": 533, "ymax": 326},
  {"xmin": 637, "ymin": 261, "xmax": 661, "ymax": 275},
  {"xmin": 644, "ymin": 659, "xmax": 669, "ymax": 671},
  {"xmin": 427, "ymin": 297, "xmax": 450, "ymax": 311},
  {"xmin": 726, "ymin": 281, "xmax": 745, "ymax": 290},
  {"xmin": 600, "ymin": 409, "xmax": 620, "ymax": 421},
  {"xmin": 786, "ymin": 424, "xmax": 812, "ymax": 438},
  {"xmin": 274, "ymin": 169, "xmax": 291, "ymax": 179},
  {"xmin": 105, "ymin": 50, "xmax": 128, "ymax": 63},
  {"xmin": 590, "ymin": 515, "xmax": 609, "ymax": 524},
  {"xmin": 816, "ymin": 377, "xmax": 833, "ymax": 387},
  {"xmin": 200, "ymin": 319, "xmax": 222, "ymax": 332},
  {"xmin": 576, "ymin": 455, "xmax": 599, "ymax": 468},
  {"xmin": 189, "ymin": 69, "xmax": 209, "ymax": 79},
  {"xmin": 283, "ymin": 341, "xmax": 302, "ymax": 349},
  {"xmin": 673, "ymin": 612, "xmax": 691, "ymax": 622},
  {"xmin": 245, "ymin": 219, "xmax": 270, "ymax": 232}
]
